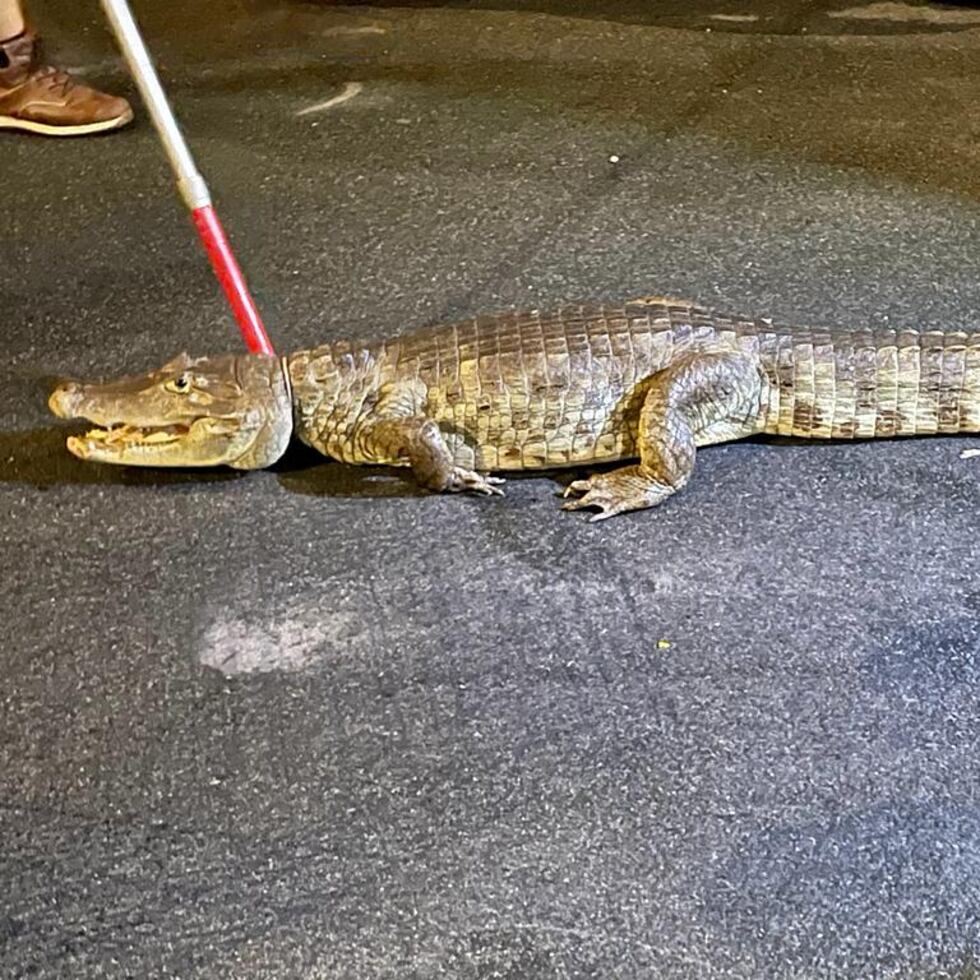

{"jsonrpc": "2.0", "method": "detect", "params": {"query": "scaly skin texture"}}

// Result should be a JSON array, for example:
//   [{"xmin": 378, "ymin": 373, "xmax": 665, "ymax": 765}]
[
  {"xmin": 49, "ymin": 296, "xmax": 980, "ymax": 520},
  {"xmin": 285, "ymin": 296, "xmax": 980, "ymax": 517}
]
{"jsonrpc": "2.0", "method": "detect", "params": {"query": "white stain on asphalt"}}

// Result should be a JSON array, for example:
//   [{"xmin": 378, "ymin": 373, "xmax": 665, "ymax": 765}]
[
  {"xmin": 830, "ymin": 2, "xmax": 980, "ymax": 24},
  {"xmin": 321, "ymin": 25, "xmax": 387, "ymax": 37},
  {"xmin": 64, "ymin": 60, "xmax": 120, "ymax": 76},
  {"xmin": 709, "ymin": 14, "xmax": 760, "ymax": 23},
  {"xmin": 198, "ymin": 604, "xmax": 369, "ymax": 675},
  {"xmin": 296, "ymin": 81, "xmax": 365, "ymax": 117}
]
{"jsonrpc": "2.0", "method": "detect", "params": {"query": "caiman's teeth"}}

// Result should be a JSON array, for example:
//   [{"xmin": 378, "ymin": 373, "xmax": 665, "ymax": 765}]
[
  {"xmin": 143, "ymin": 431, "xmax": 179, "ymax": 444},
  {"xmin": 77, "ymin": 424, "xmax": 188, "ymax": 448}
]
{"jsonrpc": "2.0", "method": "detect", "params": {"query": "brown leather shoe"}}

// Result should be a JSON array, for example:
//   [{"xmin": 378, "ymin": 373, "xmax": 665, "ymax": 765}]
[{"xmin": 0, "ymin": 31, "xmax": 133, "ymax": 136}]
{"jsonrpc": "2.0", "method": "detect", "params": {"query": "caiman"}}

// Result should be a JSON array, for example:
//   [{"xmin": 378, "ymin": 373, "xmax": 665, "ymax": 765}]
[{"xmin": 47, "ymin": 296, "xmax": 980, "ymax": 521}]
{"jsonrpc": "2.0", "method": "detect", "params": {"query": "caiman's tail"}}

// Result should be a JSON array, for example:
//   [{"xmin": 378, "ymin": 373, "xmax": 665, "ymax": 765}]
[{"xmin": 758, "ymin": 325, "xmax": 980, "ymax": 439}]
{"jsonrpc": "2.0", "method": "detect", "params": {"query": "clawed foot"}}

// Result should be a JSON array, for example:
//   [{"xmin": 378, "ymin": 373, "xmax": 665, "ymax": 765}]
[
  {"xmin": 562, "ymin": 477, "xmax": 634, "ymax": 522},
  {"xmin": 447, "ymin": 467, "xmax": 506, "ymax": 496},
  {"xmin": 561, "ymin": 467, "xmax": 672, "ymax": 522}
]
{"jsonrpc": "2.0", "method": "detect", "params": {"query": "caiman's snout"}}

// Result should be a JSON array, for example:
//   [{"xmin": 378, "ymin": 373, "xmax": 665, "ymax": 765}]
[
  {"xmin": 47, "ymin": 353, "xmax": 294, "ymax": 470},
  {"xmin": 48, "ymin": 381, "xmax": 85, "ymax": 420}
]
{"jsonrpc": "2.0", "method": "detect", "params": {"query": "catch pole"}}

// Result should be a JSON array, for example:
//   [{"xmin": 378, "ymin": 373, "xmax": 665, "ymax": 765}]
[{"xmin": 99, "ymin": 0, "xmax": 275, "ymax": 356}]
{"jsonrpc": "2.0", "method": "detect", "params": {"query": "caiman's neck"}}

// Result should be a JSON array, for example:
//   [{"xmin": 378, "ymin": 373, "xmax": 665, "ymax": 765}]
[{"xmin": 284, "ymin": 340, "xmax": 390, "ymax": 460}]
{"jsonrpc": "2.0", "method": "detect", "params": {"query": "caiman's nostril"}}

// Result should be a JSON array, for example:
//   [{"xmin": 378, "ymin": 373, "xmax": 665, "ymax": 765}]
[{"xmin": 48, "ymin": 382, "xmax": 84, "ymax": 419}]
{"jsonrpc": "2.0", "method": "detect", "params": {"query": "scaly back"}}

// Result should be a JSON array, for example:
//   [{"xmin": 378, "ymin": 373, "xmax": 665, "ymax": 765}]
[{"xmin": 290, "ymin": 297, "xmax": 980, "ymax": 471}]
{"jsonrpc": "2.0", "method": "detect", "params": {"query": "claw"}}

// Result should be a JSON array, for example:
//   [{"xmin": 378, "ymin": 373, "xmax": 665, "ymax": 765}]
[
  {"xmin": 448, "ymin": 467, "xmax": 505, "ymax": 496},
  {"xmin": 558, "ymin": 466, "xmax": 673, "ymax": 520},
  {"xmin": 562, "ymin": 499, "xmax": 628, "ymax": 522},
  {"xmin": 563, "ymin": 479, "xmax": 593, "ymax": 498},
  {"xmin": 562, "ymin": 488, "xmax": 618, "ymax": 520}
]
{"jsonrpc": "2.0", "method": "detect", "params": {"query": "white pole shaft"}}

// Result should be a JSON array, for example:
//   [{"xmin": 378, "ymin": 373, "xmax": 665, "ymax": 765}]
[{"xmin": 99, "ymin": 0, "xmax": 211, "ymax": 210}]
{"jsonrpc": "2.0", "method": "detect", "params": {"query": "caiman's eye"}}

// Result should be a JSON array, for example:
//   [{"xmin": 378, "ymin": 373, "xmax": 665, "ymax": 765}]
[{"xmin": 167, "ymin": 374, "xmax": 191, "ymax": 394}]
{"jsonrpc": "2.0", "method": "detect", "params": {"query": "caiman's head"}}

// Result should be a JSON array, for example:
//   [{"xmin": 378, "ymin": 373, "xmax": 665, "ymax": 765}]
[{"xmin": 48, "ymin": 353, "xmax": 293, "ymax": 469}]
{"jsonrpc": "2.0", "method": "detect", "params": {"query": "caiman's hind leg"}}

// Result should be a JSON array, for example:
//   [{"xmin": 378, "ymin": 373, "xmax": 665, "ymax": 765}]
[{"xmin": 562, "ymin": 351, "xmax": 766, "ymax": 521}]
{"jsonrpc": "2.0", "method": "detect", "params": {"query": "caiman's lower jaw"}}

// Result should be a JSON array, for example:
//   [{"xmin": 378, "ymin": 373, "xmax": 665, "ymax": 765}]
[
  {"xmin": 64, "ymin": 418, "xmax": 238, "ymax": 466},
  {"xmin": 68, "ymin": 423, "xmax": 188, "ymax": 456}
]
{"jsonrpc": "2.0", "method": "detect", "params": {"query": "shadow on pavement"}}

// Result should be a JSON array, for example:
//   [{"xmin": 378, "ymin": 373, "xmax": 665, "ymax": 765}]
[
  {"xmin": 0, "ymin": 428, "xmax": 569, "ymax": 498},
  {"xmin": 304, "ymin": 0, "xmax": 980, "ymax": 35},
  {"xmin": 0, "ymin": 427, "xmax": 244, "ymax": 489},
  {"xmin": 274, "ymin": 442, "xmax": 581, "ymax": 499},
  {"xmin": 272, "ymin": 442, "xmax": 425, "ymax": 499},
  {"xmin": 0, "ymin": 426, "xmax": 416, "ymax": 496}
]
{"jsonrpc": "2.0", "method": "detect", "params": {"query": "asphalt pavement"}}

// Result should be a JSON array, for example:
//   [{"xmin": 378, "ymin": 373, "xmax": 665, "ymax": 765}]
[{"xmin": 3, "ymin": 1, "xmax": 980, "ymax": 977}]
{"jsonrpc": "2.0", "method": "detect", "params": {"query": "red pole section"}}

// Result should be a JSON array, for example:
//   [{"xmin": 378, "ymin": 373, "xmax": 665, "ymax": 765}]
[
  {"xmin": 100, "ymin": 0, "xmax": 275, "ymax": 355},
  {"xmin": 192, "ymin": 205, "xmax": 274, "ymax": 356}
]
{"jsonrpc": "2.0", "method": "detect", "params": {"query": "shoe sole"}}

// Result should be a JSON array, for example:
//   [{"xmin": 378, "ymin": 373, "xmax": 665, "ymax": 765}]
[{"xmin": 0, "ymin": 106, "xmax": 133, "ymax": 136}]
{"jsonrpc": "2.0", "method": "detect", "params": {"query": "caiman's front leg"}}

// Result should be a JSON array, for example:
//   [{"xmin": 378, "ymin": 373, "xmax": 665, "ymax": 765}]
[
  {"xmin": 563, "ymin": 351, "xmax": 766, "ymax": 521},
  {"xmin": 354, "ymin": 382, "xmax": 503, "ymax": 495},
  {"xmin": 365, "ymin": 417, "xmax": 504, "ymax": 495}
]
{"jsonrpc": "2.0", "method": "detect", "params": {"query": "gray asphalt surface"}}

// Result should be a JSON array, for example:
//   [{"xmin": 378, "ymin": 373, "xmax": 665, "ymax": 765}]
[{"xmin": 3, "ymin": 1, "xmax": 980, "ymax": 977}]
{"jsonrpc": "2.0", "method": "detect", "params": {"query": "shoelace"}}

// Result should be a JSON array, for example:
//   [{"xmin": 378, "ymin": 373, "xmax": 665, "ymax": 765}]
[{"xmin": 31, "ymin": 64, "xmax": 76, "ymax": 97}]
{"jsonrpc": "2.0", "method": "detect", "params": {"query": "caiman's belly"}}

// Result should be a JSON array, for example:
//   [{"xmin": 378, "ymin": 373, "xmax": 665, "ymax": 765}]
[{"xmin": 430, "ymin": 382, "xmax": 644, "ymax": 471}]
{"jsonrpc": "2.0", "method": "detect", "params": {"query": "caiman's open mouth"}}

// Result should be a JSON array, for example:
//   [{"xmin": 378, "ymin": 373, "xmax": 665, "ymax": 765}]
[
  {"xmin": 69, "ymin": 422, "xmax": 189, "ymax": 451},
  {"xmin": 64, "ymin": 419, "xmax": 219, "ymax": 462}
]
